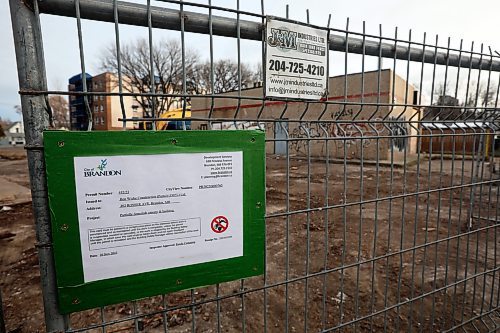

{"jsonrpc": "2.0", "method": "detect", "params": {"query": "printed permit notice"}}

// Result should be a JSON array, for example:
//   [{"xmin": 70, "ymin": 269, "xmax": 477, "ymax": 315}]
[
  {"xmin": 74, "ymin": 152, "xmax": 243, "ymax": 282},
  {"xmin": 265, "ymin": 18, "xmax": 328, "ymax": 100}
]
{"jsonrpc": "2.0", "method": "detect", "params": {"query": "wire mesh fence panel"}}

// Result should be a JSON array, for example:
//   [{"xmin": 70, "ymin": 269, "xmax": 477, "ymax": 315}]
[{"xmin": 9, "ymin": 0, "xmax": 500, "ymax": 332}]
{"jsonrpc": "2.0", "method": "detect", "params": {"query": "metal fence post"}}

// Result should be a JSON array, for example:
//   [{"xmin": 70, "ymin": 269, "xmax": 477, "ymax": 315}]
[
  {"xmin": 9, "ymin": 0, "xmax": 67, "ymax": 331},
  {"xmin": 0, "ymin": 288, "xmax": 5, "ymax": 333}
]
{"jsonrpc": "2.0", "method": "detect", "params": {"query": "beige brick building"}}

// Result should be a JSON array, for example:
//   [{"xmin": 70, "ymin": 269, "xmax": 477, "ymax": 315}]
[
  {"xmin": 191, "ymin": 69, "xmax": 421, "ymax": 161},
  {"xmin": 90, "ymin": 72, "xmax": 141, "ymax": 130}
]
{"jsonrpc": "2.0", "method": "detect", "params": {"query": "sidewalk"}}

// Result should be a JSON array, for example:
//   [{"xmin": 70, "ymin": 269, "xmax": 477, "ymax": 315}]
[
  {"xmin": 0, "ymin": 177, "xmax": 31, "ymax": 206},
  {"xmin": 0, "ymin": 149, "xmax": 31, "ymax": 206}
]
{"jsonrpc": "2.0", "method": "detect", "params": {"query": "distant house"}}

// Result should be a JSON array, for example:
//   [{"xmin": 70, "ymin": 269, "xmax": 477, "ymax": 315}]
[{"xmin": 5, "ymin": 121, "xmax": 25, "ymax": 146}]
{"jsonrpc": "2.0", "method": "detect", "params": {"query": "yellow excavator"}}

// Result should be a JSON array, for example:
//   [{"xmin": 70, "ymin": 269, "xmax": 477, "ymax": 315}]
[
  {"xmin": 157, "ymin": 107, "xmax": 192, "ymax": 130},
  {"xmin": 137, "ymin": 107, "xmax": 191, "ymax": 130}
]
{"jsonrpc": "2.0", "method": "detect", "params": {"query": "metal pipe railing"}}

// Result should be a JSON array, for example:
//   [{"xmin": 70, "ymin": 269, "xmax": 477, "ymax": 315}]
[{"xmin": 37, "ymin": 0, "xmax": 500, "ymax": 71}]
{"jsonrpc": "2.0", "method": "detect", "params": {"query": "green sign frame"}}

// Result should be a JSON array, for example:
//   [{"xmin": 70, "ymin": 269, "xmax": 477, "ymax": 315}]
[{"xmin": 44, "ymin": 130, "xmax": 265, "ymax": 313}]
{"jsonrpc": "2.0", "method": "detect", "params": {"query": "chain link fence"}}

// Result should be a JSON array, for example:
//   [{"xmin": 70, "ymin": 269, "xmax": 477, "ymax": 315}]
[{"xmin": 9, "ymin": 0, "xmax": 500, "ymax": 332}]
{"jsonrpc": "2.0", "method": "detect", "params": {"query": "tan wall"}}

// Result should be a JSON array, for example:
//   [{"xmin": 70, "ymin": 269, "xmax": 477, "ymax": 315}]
[
  {"xmin": 110, "ymin": 92, "xmax": 137, "ymax": 129},
  {"xmin": 388, "ymin": 72, "xmax": 421, "ymax": 158},
  {"xmin": 191, "ymin": 69, "xmax": 421, "ymax": 160}
]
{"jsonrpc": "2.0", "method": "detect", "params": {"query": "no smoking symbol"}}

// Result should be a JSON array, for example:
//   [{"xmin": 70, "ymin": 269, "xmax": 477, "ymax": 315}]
[{"xmin": 211, "ymin": 216, "xmax": 229, "ymax": 233}]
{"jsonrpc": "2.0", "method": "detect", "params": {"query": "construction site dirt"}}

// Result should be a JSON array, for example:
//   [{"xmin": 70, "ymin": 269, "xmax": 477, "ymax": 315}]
[{"xmin": 1, "ymin": 148, "xmax": 498, "ymax": 332}]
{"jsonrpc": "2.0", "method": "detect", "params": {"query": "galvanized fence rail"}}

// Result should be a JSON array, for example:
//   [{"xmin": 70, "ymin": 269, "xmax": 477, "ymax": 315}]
[
  {"xmin": 9, "ymin": 0, "xmax": 500, "ymax": 332},
  {"xmin": 0, "ymin": 288, "xmax": 6, "ymax": 333}
]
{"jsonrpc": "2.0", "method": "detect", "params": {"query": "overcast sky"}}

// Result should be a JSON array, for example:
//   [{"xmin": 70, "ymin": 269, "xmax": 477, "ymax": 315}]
[{"xmin": 1, "ymin": 0, "xmax": 499, "ymax": 121}]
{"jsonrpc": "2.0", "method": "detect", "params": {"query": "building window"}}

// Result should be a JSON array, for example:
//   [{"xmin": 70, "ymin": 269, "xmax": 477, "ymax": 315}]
[
  {"xmin": 100, "ymin": 95, "xmax": 104, "ymax": 101},
  {"xmin": 100, "ymin": 105, "xmax": 104, "ymax": 112},
  {"xmin": 100, "ymin": 117, "xmax": 104, "ymax": 125},
  {"xmin": 94, "ymin": 106, "xmax": 98, "ymax": 113}
]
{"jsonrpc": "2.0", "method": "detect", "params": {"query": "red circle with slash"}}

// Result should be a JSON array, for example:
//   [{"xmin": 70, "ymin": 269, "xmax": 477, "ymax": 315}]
[{"xmin": 211, "ymin": 216, "xmax": 229, "ymax": 233}]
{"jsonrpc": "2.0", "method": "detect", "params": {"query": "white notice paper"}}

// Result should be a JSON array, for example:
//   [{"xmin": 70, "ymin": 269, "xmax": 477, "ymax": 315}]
[
  {"xmin": 265, "ymin": 18, "xmax": 329, "ymax": 100},
  {"xmin": 74, "ymin": 152, "xmax": 243, "ymax": 282}
]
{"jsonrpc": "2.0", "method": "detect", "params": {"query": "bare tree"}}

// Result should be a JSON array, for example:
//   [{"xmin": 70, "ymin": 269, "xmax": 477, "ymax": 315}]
[
  {"xmin": 251, "ymin": 63, "xmax": 263, "ymax": 83},
  {"xmin": 0, "ymin": 116, "xmax": 13, "ymax": 138},
  {"xmin": 462, "ymin": 80, "xmax": 496, "ymax": 108},
  {"xmin": 101, "ymin": 38, "xmax": 199, "ymax": 116},
  {"xmin": 101, "ymin": 38, "xmax": 262, "ymax": 117},
  {"xmin": 49, "ymin": 95, "xmax": 69, "ymax": 129},
  {"xmin": 457, "ymin": 80, "xmax": 497, "ymax": 119},
  {"xmin": 188, "ymin": 59, "xmax": 259, "ymax": 95},
  {"xmin": 437, "ymin": 80, "xmax": 450, "ymax": 97},
  {"xmin": 0, "ymin": 120, "xmax": 8, "ymax": 138},
  {"xmin": 480, "ymin": 81, "xmax": 497, "ymax": 107}
]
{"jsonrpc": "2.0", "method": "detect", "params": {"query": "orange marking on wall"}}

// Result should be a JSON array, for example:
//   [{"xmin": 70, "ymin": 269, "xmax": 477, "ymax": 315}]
[{"xmin": 191, "ymin": 91, "xmax": 390, "ymax": 113}]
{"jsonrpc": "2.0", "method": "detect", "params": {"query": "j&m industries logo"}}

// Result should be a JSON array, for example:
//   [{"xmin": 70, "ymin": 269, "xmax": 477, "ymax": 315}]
[
  {"xmin": 83, "ymin": 159, "xmax": 122, "ymax": 177},
  {"xmin": 267, "ymin": 24, "xmax": 326, "ymax": 57},
  {"xmin": 267, "ymin": 27, "xmax": 298, "ymax": 51}
]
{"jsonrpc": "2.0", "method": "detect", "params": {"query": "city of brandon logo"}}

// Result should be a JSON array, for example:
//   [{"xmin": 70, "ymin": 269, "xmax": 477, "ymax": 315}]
[
  {"xmin": 83, "ymin": 159, "xmax": 122, "ymax": 177},
  {"xmin": 97, "ymin": 159, "xmax": 107, "ymax": 171},
  {"xmin": 267, "ymin": 27, "xmax": 297, "ymax": 51}
]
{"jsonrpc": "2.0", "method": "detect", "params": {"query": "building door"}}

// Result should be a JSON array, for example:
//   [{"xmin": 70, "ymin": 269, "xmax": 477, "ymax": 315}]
[{"xmin": 274, "ymin": 120, "xmax": 288, "ymax": 155}]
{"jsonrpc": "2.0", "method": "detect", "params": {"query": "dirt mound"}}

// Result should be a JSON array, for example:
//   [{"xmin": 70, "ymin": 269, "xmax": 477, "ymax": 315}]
[{"xmin": 0, "ymin": 148, "xmax": 26, "ymax": 161}]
